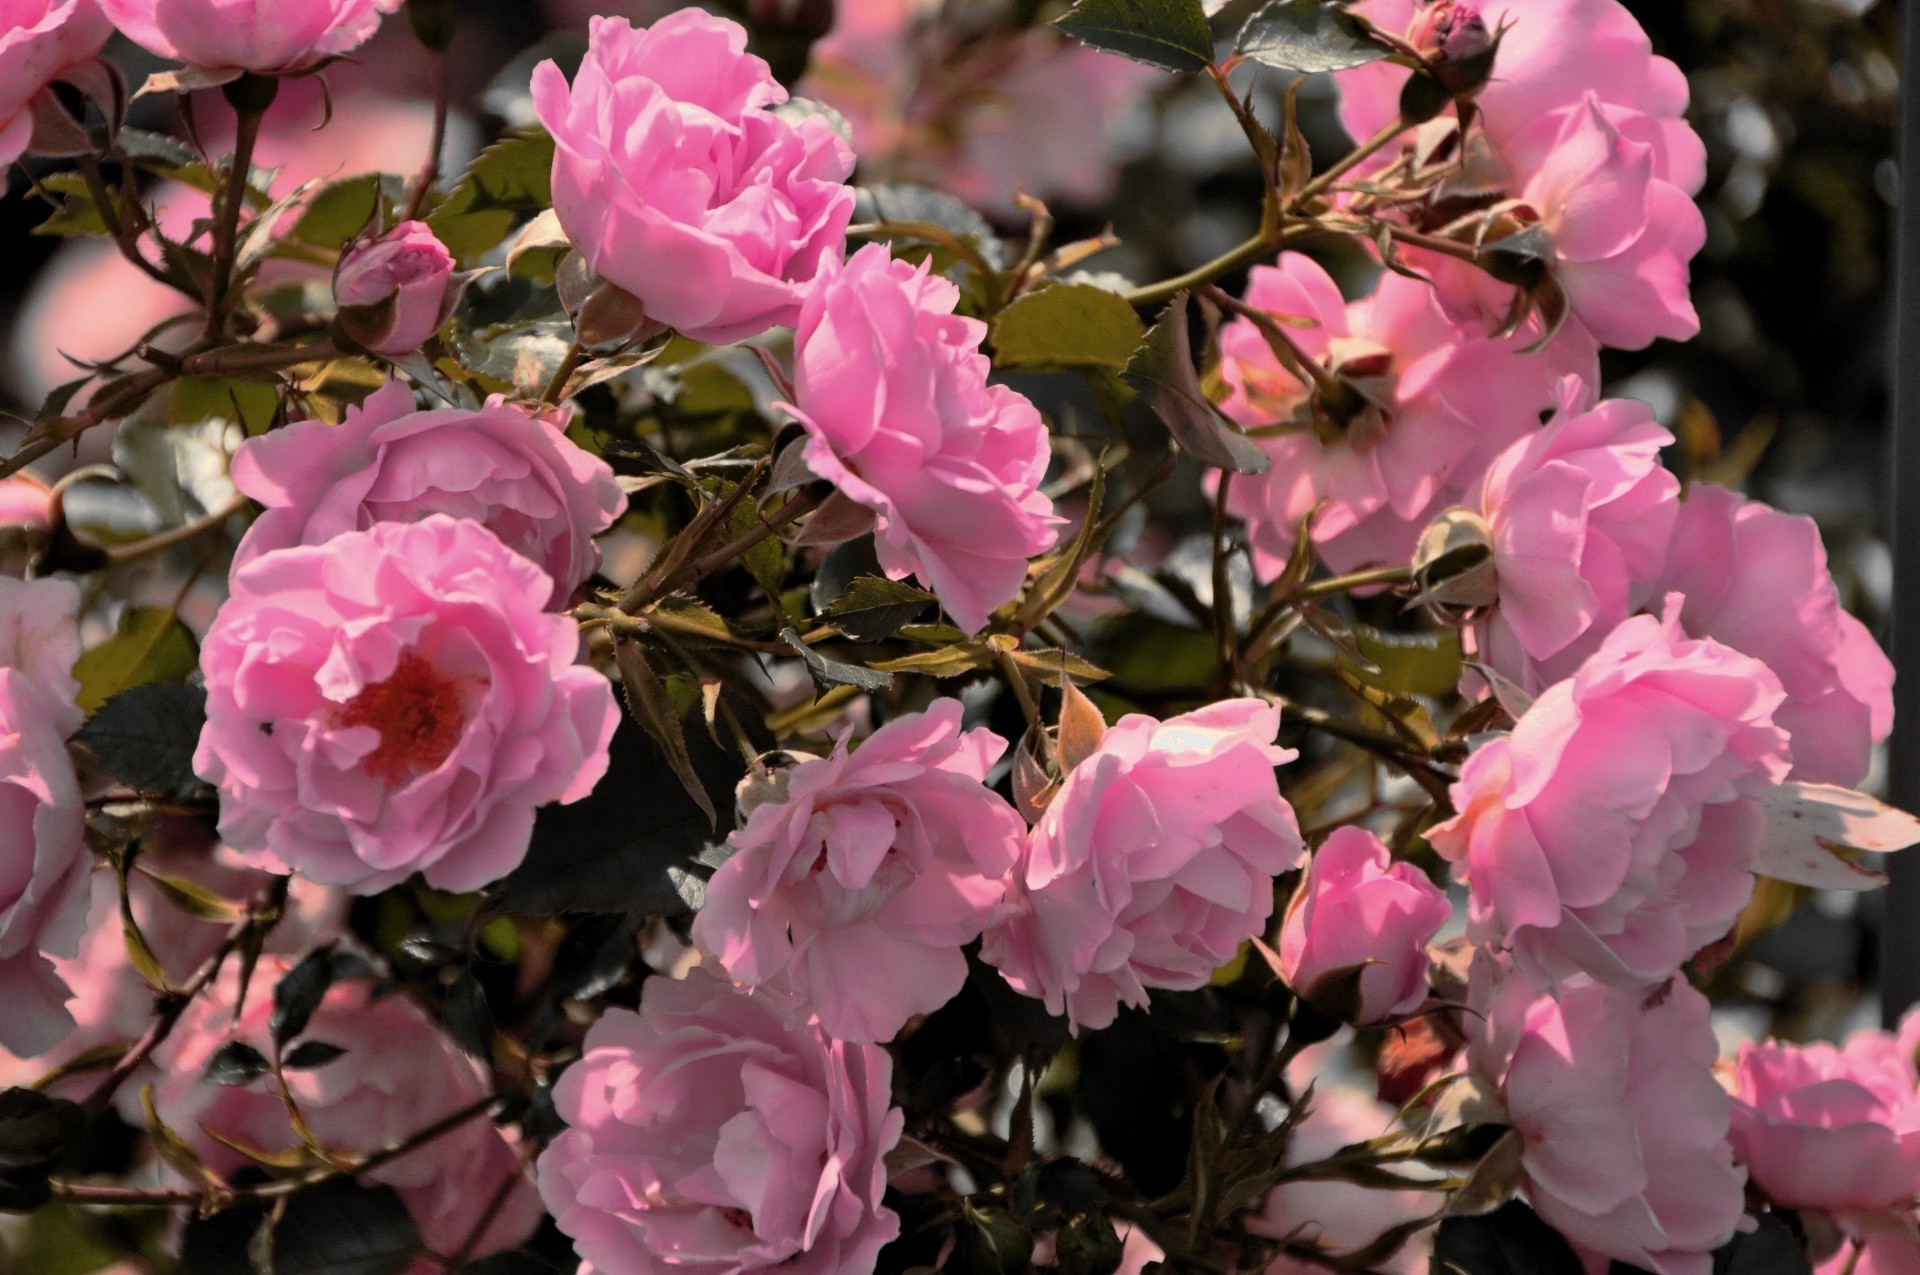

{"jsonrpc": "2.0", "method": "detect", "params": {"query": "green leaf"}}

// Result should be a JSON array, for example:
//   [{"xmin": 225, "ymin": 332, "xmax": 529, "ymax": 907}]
[
  {"xmin": 72, "ymin": 683, "xmax": 207, "ymax": 798},
  {"xmin": 288, "ymin": 174, "xmax": 383, "ymax": 252},
  {"xmin": 1351, "ymin": 627, "xmax": 1462, "ymax": 699},
  {"xmin": 992, "ymin": 284, "xmax": 1147, "ymax": 371},
  {"xmin": 824, "ymin": 576, "xmax": 935, "ymax": 642},
  {"xmin": 171, "ymin": 375, "xmax": 280, "ymax": 433},
  {"xmin": 1055, "ymin": 0, "xmax": 1215, "ymax": 73},
  {"xmin": 29, "ymin": 172, "xmax": 115, "ymax": 237},
  {"xmin": 870, "ymin": 641, "xmax": 994, "ymax": 678},
  {"xmin": 443, "ymin": 969, "xmax": 495, "ymax": 1062},
  {"xmin": 427, "ymin": 130, "xmax": 556, "ymax": 265},
  {"xmin": 1234, "ymin": 0, "xmax": 1389, "ymax": 73},
  {"xmin": 72, "ymin": 607, "xmax": 199, "ymax": 714},
  {"xmin": 270, "ymin": 946, "xmax": 337, "ymax": 1046},
  {"xmin": 1123, "ymin": 295, "xmax": 1271, "ymax": 474},
  {"xmin": 202, "ymin": 1041, "xmax": 271, "ymax": 1087},
  {"xmin": 782, "ymin": 629, "xmax": 895, "ymax": 695},
  {"xmin": 614, "ymin": 638, "xmax": 719, "ymax": 828},
  {"xmin": 270, "ymin": 1178, "xmax": 421, "ymax": 1275},
  {"xmin": 282, "ymin": 1041, "xmax": 347, "ymax": 1070}
]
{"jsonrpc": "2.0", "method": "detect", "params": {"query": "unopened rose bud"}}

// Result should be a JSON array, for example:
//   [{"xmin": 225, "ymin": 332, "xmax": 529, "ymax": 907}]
[
  {"xmin": 332, "ymin": 221, "xmax": 459, "ymax": 358},
  {"xmin": 1407, "ymin": 0, "xmax": 1497, "ymax": 100},
  {"xmin": 1413, "ymin": 506, "xmax": 1498, "ymax": 618}
]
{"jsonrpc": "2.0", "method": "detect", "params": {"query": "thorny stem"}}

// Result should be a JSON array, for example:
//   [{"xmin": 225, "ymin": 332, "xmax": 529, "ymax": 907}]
[
  {"xmin": 0, "ymin": 367, "xmax": 171, "ymax": 480},
  {"xmin": 205, "ymin": 77, "xmax": 275, "ymax": 340},
  {"xmin": 618, "ymin": 488, "xmax": 821, "ymax": 613},
  {"xmin": 1123, "ymin": 227, "xmax": 1304, "ymax": 310},
  {"xmin": 74, "ymin": 155, "xmax": 180, "ymax": 292},
  {"xmin": 399, "ymin": 52, "xmax": 450, "ymax": 223},
  {"xmin": 178, "ymin": 339, "xmax": 340, "ymax": 377},
  {"xmin": 1211, "ymin": 471, "xmax": 1238, "ymax": 687},
  {"xmin": 1292, "ymin": 563, "xmax": 1416, "ymax": 602},
  {"xmin": 1289, "ymin": 116, "xmax": 1411, "ymax": 211},
  {"xmin": 540, "ymin": 341, "xmax": 587, "ymax": 406}
]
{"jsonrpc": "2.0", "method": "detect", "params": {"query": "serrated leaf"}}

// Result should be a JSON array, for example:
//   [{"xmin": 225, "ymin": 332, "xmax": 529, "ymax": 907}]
[
  {"xmin": 870, "ymin": 642, "xmax": 992, "ymax": 678},
  {"xmin": 269, "ymin": 1178, "xmax": 421, "ymax": 1275},
  {"xmin": 288, "ymin": 175, "xmax": 383, "ymax": 252},
  {"xmin": 1235, "ymin": 0, "xmax": 1388, "ymax": 73},
  {"xmin": 615, "ymin": 636, "xmax": 719, "ymax": 829},
  {"xmin": 1352, "ymin": 627, "xmax": 1462, "ymax": 699},
  {"xmin": 782, "ymin": 628, "xmax": 895, "ymax": 695},
  {"xmin": 73, "ymin": 682, "xmax": 207, "ymax": 798},
  {"xmin": 282, "ymin": 1041, "xmax": 347, "ymax": 1070},
  {"xmin": 270, "ymin": 947, "xmax": 337, "ymax": 1046},
  {"xmin": 824, "ymin": 576, "xmax": 935, "ymax": 642},
  {"xmin": 992, "ymin": 284, "xmax": 1146, "ymax": 371},
  {"xmin": 1008, "ymin": 647, "xmax": 1112, "ymax": 684},
  {"xmin": 427, "ymin": 130, "xmax": 557, "ymax": 265},
  {"xmin": 202, "ymin": 1040, "xmax": 271, "ymax": 1087},
  {"xmin": 1055, "ymin": 0, "xmax": 1215, "ymax": 73},
  {"xmin": 1124, "ymin": 295, "xmax": 1271, "ymax": 474},
  {"xmin": 30, "ymin": 171, "xmax": 115, "ymax": 237}
]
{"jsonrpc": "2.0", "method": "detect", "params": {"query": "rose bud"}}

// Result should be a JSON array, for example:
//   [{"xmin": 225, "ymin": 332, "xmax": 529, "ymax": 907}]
[
  {"xmin": 332, "ymin": 220, "xmax": 460, "ymax": 358},
  {"xmin": 1279, "ymin": 827, "xmax": 1451, "ymax": 1025},
  {"xmin": 1407, "ymin": 1, "xmax": 1497, "ymax": 100}
]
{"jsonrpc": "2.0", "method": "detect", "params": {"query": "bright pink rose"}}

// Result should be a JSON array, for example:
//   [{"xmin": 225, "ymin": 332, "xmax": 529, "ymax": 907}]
[
  {"xmin": 0, "ymin": 474, "xmax": 50, "ymax": 531},
  {"xmin": 1471, "ymin": 964, "xmax": 1745, "ymax": 1275},
  {"xmin": 982, "ymin": 699, "xmax": 1306, "ymax": 1032},
  {"xmin": 332, "ymin": 221, "xmax": 459, "ymax": 358},
  {"xmin": 0, "ymin": 668, "xmax": 88, "ymax": 1057},
  {"xmin": 147, "ymin": 954, "xmax": 542, "ymax": 1262},
  {"xmin": 230, "ymin": 382, "xmax": 625, "ymax": 608},
  {"xmin": 1217, "ymin": 255, "xmax": 1597, "ymax": 578},
  {"xmin": 537, "ymin": 968, "xmax": 904, "ymax": 1275},
  {"xmin": 1469, "ymin": 386, "xmax": 1680, "ymax": 688},
  {"xmin": 1651, "ymin": 484, "xmax": 1894, "ymax": 787},
  {"xmin": 194, "ymin": 516, "xmax": 620, "ymax": 894},
  {"xmin": 1727, "ymin": 1019, "xmax": 1920, "ymax": 1217},
  {"xmin": 693, "ymin": 699, "xmax": 1024, "ymax": 1044},
  {"xmin": 98, "ymin": 0, "xmax": 402, "ymax": 72},
  {"xmin": 788, "ymin": 243, "xmax": 1063, "ymax": 632},
  {"xmin": 1279, "ymin": 827, "xmax": 1450, "ymax": 1025},
  {"xmin": 1429, "ymin": 603, "xmax": 1791, "ymax": 989},
  {"xmin": 532, "ymin": 10, "xmax": 855, "ymax": 346},
  {"xmin": 0, "ymin": 0, "xmax": 111, "ymax": 169}
]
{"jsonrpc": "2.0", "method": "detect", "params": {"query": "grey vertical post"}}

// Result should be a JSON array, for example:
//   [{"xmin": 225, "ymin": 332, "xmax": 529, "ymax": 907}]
[{"xmin": 1882, "ymin": 0, "xmax": 1920, "ymax": 1025}]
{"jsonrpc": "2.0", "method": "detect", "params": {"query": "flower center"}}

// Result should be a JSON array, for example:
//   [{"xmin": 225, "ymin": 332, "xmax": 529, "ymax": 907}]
[{"xmin": 335, "ymin": 651, "xmax": 467, "ymax": 786}]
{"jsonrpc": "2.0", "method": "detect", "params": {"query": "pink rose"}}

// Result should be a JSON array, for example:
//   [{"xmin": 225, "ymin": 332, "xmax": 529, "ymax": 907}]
[
  {"xmin": 230, "ymin": 382, "xmax": 625, "ymax": 609},
  {"xmin": 146, "ymin": 954, "xmax": 542, "ymax": 1262},
  {"xmin": 1468, "ymin": 387, "xmax": 1680, "ymax": 689},
  {"xmin": 1429, "ymin": 603, "xmax": 1791, "ymax": 989},
  {"xmin": 1650, "ymin": 483, "xmax": 1894, "ymax": 787},
  {"xmin": 1819, "ymin": 1226, "xmax": 1920, "ymax": 1275},
  {"xmin": 194, "ymin": 516, "xmax": 620, "ymax": 894},
  {"xmin": 1217, "ymin": 255, "xmax": 1596, "ymax": 579},
  {"xmin": 0, "ymin": 575, "xmax": 81, "ymax": 699},
  {"xmin": 98, "ymin": 0, "xmax": 402, "ymax": 72},
  {"xmin": 532, "ymin": 10, "xmax": 856, "ymax": 346},
  {"xmin": 1727, "ymin": 1019, "xmax": 1920, "ymax": 1217},
  {"xmin": 0, "ymin": 474, "xmax": 50, "ymax": 531},
  {"xmin": 1471, "ymin": 963, "xmax": 1746, "ymax": 1275},
  {"xmin": 536, "ymin": 968, "xmax": 904, "ymax": 1275},
  {"xmin": 1279, "ymin": 827, "xmax": 1450, "ymax": 1025},
  {"xmin": 0, "ymin": 668, "xmax": 89, "ymax": 1057},
  {"xmin": 332, "ymin": 221, "xmax": 459, "ymax": 358},
  {"xmin": 788, "ymin": 243, "xmax": 1063, "ymax": 633},
  {"xmin": 0, "ymin": 0, "xmax": 111, "ymax": 170},
  {"xmin": 693, "ymin": 699, "xmax": 1025, "ymax": 1044},
  {"xmin": 982, "ymin": 699, "xmax": 1306, "ymax": 1032}
]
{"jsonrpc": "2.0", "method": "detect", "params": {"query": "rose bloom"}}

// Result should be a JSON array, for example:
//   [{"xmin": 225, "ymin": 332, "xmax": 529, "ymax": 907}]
[
  {"xmin": 1471, "ymin": 962, "xmax": 1746, "ymax": 1275},
  {"xmin": 537, "ymin": 968, "xmax": 904, "ymax": 1275},
  {"xmin": 194, "ymin": 516, "xmax": 620, "ymax": 894},
  {"xmin": 1429, "ymin": 603, "xmax": 1791, "ymax": 989},
  {"xmin": 333, "ymin": 221, "xmax": 459, "ymax": 358},
  {"xmin": 0, "ymin": 575, "xmax": 81, "ymax": 697},
  {"xmin": 532, "ymin": 10, "xmax": 855, "ymax": 346},
  {"xmin": 1469, "ymin": 387, "xmax": 1680, "ymax": 690},
  {"xmin": 982, "ymin": 698, "xmax": 1306, "ymax": 1032},
  {"xmin": 1651, "ymin": 483, "xmax": 1894, "ymax": 788},
  {"xmin": 1818, "ymin": 1226, "xmax": 1920, "ymax": 1275},
  {"xmin": 1279, "ymin": 826, "xmax": 1450, "ymax": 1025},
  {"xmin": 788, "ymin": 243, "xmax": 1063, "ymax": 633},
  {"xmin": 693, "ymin": 698, "xmax": 1025, "ymax": 1044},
  {"xmin": 1727, "ymin": 1014, "xmax": 1920, "ymax": 1218},
  {"xmin": 146, "ymin": 955, "xmax": 541, "ymax": 1266},
  {"xmin": 230, "ymin": 381, "xmax": 625, "ymax": 608},
  {"xmin": 0, "ymin": 0, "xmax": 111, "ymax": 170},
  {"xmin": 1217, "ymin": 255, "xmax": 1597, "ymax": 579},
  {"xmin": 98, "ymin": 0, "xmax": 402, "ymax": 72}
]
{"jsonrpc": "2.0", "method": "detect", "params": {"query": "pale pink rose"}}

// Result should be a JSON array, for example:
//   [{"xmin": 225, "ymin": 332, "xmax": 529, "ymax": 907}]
[
  {"xmin": 0, "ymin": 0, "xmax": 111, "ymax": 170},
  {"xmin": 1727, "ymin": 1019, "xmax": 1920, "ymax": 1217},
  {"xmin": 0, "ymin": 575, "xmax": 81, "ymax": 699},
  {"xmin": 1818, "ymin": 1225, "xmax": 1920, "ymax": 1275},
  {"xmin": 332, "ymin": 221, "xmax": 458, "ymax": 358},
  {"xmin": 146, "ymin": 954, "xmax": 542, "ymax": 1262},
  {"xmin": 788, "ymin": 243, "xmax": 1063, "ymax": 633},
  {"xmin": 1249, "ymin": 1075, "xmax": 1432, "ymax": 1274},
  {"xmin": 1429, "ymin": 603, "xmax": 1791, "ymax": 989},
  {"xmin": 1650, "ymin": 484, "xmax": 1894, "ymax": 788},
  {"xmin": 1217, "ymin": 255, "xmax": 1597, "ymax": 579},
  {"xmin": 194, "ymin": 516, "xmax": 620, "ymax": 894},
  {"xmin": 537, "ymin": 968, "xmax": 903, "ymax": 1275},
  {"xmin": 693, "ymin": 699, "xmax": 1024, "ymax": 1044},
  {"xmin": 1471, "ymin": 964, "xmax": 1745, "ymax": 1275},
  {"xmin": 531, "ymin": 10, "xmax": 855, "ymax": 346},
  {"xmin": 1469, "ymin": 386, "xmax": 1680, "ymax": 688},
  {"xmin": 0, "ymin": 667, "xmax": 88, "ymax": 1057},
  {"xmin": 803, "ymin": 0, "xmax": 1156, "ymax": 216},
  {"xmin": 230, "ymin": 382, "xmax": 625, "ymax": 609},
  {"xmin": 98, "ymin": 0, "xmax": 402, "ymax": 72},
  {"xmin": 1279, "ymin": 826, "xmax": 1450, "ymax": 1025},
  {"xmin": 982, "ymin": 699, "xmax": 1306, "ymax": 1032}
]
